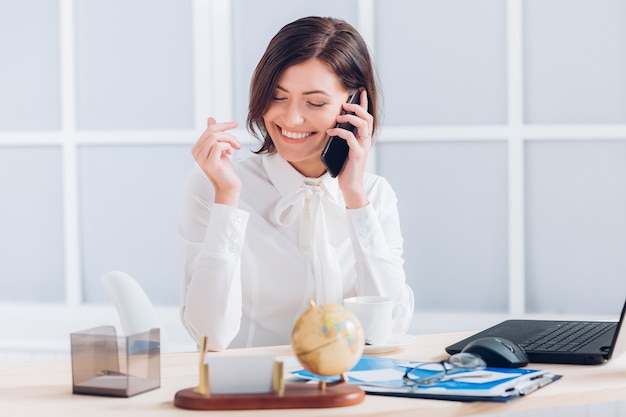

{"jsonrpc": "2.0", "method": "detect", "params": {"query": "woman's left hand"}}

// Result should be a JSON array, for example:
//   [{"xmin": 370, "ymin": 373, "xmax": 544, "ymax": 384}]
[{"xmin": 326, "ymin": 88, "xmax": 373, "ymax": 209}]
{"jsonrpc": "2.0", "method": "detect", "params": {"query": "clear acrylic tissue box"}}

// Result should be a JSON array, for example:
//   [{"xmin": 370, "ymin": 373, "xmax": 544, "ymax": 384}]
[{"xmin": 70, "ymin": 326, "xmax": 160, "ymax": 397}]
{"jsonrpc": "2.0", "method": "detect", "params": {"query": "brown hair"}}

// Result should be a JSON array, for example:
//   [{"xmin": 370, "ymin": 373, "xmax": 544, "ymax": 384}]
[{"xmin": 247, "ymin": 16, "xmax": 381, "ymax": 154}]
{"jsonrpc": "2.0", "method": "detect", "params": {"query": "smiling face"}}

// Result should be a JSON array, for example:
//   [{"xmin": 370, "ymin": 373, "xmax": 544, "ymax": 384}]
[{"xmin": 262, "ymin": 58, "xmax": 351, "ymax": 178}]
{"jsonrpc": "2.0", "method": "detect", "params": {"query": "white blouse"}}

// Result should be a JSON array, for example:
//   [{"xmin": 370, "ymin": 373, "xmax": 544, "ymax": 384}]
[{"xmin": 179, "ymin": 153, "xmax": 414, "ymax": 351}]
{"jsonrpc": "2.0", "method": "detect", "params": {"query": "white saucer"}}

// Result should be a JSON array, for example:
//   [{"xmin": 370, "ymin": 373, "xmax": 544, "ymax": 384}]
[{"xmin": 363, "ymin": 334, "xmax": 418, "ymax": 354}]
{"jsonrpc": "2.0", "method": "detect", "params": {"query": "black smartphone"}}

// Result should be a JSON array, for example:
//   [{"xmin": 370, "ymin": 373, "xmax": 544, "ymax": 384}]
[{"xmin": 320, "ymin": 92, "xmax": 360, "ymax": 177}]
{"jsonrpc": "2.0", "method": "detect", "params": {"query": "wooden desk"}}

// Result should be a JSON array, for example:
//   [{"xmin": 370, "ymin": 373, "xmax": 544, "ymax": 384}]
[{"xmin": 2, "ymin": 331, "xmax": 625, "ymax": 417}]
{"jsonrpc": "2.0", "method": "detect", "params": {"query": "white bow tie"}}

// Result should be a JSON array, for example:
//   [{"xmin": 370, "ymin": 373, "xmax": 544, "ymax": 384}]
[
  {"xmin": 271, "ymin": 181, "xmax": 332, "ymax": 226},
  {"xmin": 270, "ymin": 180, "xmax": 343, "ymax": 305}
]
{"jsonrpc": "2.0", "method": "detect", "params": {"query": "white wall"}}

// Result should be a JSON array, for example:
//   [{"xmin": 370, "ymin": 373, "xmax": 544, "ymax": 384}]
[{"xmin": 1, "ymin": 0, "xmax": 625, "ymax": 361}]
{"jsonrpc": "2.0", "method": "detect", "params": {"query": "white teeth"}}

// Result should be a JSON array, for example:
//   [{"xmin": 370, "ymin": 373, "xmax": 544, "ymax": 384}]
[{"xmin": 281, "ymin": 128, "xmax": 312, "ymax": 139}]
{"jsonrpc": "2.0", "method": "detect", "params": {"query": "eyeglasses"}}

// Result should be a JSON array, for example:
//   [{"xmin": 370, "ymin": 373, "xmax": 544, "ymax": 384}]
[{"xmin": 402, "ymin": 352, "xmax": 487, "ymax": 388}]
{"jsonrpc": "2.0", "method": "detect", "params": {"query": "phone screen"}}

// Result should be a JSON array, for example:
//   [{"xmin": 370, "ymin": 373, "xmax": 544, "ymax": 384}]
[{"xmin": 320, "ymin": 92, "xmax": 360, "ymax": 177}]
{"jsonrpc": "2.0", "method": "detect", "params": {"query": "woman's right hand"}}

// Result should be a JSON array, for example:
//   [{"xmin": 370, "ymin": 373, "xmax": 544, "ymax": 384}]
[{"xmin": 191, "ymin": 117, "xmax": 242, "ymax": 207}]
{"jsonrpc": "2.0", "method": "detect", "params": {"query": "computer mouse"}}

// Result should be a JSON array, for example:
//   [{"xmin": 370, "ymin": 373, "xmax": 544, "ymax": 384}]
[{"xmin": 461, "ymin": 337, "xmax": 529, "ymax": 368}]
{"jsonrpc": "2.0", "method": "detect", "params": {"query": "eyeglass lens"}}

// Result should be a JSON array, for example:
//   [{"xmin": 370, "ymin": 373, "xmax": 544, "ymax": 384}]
[{"xmin": 404, "ymin": 353, "xmax": 486, "ymax": 387}]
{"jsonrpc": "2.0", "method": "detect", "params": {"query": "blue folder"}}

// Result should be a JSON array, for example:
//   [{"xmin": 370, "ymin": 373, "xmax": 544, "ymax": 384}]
[{"xmin": 291, "ymin": 355, "xmax": 561, "ymax": 403}]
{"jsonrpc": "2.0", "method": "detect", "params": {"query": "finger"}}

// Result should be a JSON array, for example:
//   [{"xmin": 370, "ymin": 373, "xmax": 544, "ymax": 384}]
[
  {"xmin": 193, "ymin": 132, "xmax": 241, "ymax": 164},
  {"xmin": 194, "ymin": 118, "xmax": 239, "ymax": 153},
  {"xmin": 341, "ymin": 94, "xmax": 373, "ymax": 131},
  {"xmin": 343, "ymin": 89, "xmax": 369, "ymax": 114},
  {"xmin": 217, "ymin": 134, "xmax": 242, "ymax": 150},
  {"xmin": 207, "ymin": 141, "xmax": 236, "ymax": 166},
  {"xmin": 358, "ymin": 88, "xmax": 368, "ymax": 111},
  {"xmin": 208, "ymin": 119, "xmax": 238, "ymax": 133},
  {"xmin": 333, "ymin": 113, "xmax": 369, "ymax": 137}
]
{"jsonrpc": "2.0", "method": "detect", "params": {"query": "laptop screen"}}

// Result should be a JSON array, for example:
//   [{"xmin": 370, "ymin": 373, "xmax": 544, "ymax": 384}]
[{"xmin": 608, "ymin": 298, "xmax": 626, "ymax": 360}]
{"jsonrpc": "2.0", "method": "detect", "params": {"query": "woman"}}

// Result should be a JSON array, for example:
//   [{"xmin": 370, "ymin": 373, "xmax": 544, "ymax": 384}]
[{"xmin": 180, "ymin": 16, "xmax": 413, "ymax": 351}]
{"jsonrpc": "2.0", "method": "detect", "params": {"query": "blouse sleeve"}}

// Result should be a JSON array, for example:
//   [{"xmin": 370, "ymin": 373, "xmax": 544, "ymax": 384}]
[
  {"xmin": 178, "ymin": 168, "xmax": 250, "ymax": 351},
  {"xmin": 346, "ymin": 177, "xmax": 414, "ymax": 333}
]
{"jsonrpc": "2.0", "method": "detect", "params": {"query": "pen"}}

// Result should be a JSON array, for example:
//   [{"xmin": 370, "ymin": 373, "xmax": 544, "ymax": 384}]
[{"xmin": 508, "ymin": 373, "xmax": 552, "ymax": 395}]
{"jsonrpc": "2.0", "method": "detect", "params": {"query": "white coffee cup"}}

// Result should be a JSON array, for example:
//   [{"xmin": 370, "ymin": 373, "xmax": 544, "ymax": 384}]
[{"xmin": 343, "ymin": 296, "xmax": 405, "ymax": 345}]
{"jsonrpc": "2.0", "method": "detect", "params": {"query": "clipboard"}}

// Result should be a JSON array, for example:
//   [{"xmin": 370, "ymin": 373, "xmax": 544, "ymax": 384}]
[{"xmin": 291, "ymin": 356, "xmax": 561, "ymax": 403}]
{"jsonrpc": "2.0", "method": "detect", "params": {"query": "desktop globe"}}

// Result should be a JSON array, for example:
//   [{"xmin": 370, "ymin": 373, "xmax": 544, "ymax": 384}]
[{"xmin": 291, "ymin": 301, "xmax": 365, "ymax": 377}]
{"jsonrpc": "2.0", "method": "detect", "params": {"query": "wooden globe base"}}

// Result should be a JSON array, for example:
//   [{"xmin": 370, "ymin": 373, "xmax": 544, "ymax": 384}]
[{"xmin": 174, "ymin": 382, "xmax": 365, "ymax": 410}]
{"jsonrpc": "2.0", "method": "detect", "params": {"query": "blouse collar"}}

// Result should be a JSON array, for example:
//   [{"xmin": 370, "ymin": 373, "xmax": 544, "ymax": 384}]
[{"xmin": 262, "ymin": 153, "xmax": 340, "ymax": 201}]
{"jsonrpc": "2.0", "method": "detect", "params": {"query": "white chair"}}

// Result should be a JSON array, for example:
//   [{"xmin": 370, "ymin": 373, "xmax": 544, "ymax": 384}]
[{"xmin": 100, "ymin": 270, "xmax": 171, "ymax": 353}]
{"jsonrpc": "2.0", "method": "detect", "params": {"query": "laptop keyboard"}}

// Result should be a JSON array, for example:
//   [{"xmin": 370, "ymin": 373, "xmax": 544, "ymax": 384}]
[{"xmin": 519, "ymin": 321, "xmax": 616, "ymax": 352}]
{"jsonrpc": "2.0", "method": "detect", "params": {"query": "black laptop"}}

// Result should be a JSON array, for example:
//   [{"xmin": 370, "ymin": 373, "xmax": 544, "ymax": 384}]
[{"xmin": 446, "ymin": 298, "xmax": 626, "ymax": 365}]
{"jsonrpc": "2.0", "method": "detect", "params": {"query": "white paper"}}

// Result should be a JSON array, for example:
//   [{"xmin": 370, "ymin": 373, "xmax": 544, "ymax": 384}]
[{"xmin": 205, "ymin": 355, "xmax": 276, "ymax": 394}]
